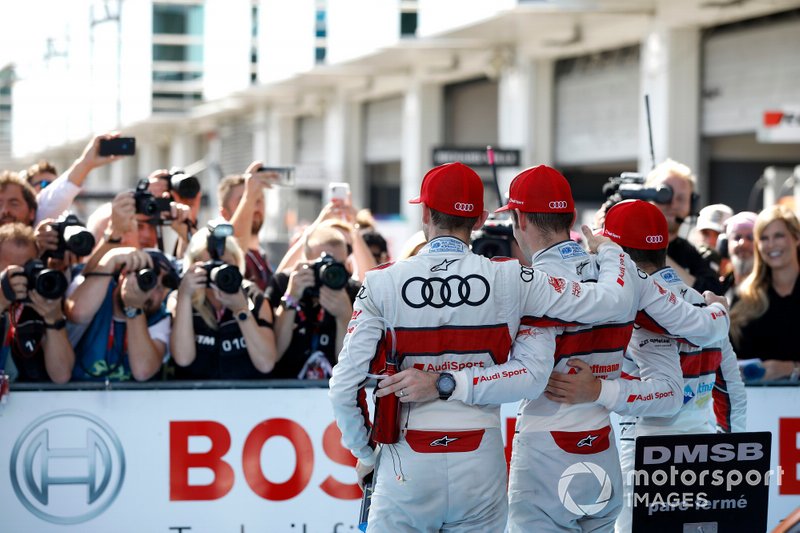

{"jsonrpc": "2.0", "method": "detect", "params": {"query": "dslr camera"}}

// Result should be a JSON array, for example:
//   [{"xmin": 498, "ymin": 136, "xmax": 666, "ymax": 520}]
[
  {"xmin": 134, "ymin": 178, "xmax": 172, "ymax": 222},
  {"xmin": 23, "ymin": 259, "xmax": 68, "ymax": 300},
  {"xmin": 135, "ymin": 249, "xmax": 181, "ymax": 292},
  {"xmin": 47, "ymin": 214, "xmax": 96, "ymax": 260},
  {"xmin": 201, "ymin": 221, "xmax": 243, "ymax": 294},
  {"xmin": 303, "ymin": 253, "xmax": 348, "ymax": 299},
  {"xmin": 471, "ymin": 216, "xmax": 515, "ymax": 259}
]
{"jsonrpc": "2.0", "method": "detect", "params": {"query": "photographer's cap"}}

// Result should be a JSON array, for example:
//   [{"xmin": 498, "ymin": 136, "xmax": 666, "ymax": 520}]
[
  {"xmin": 408, "ymin": 162, "xmax": 484, "ymax": 217},
  {"xmin": 495, "ymin": 165, "xmax": 574, "ymax": 214},
  {"xmin": 603, "ymin": 200, "xmax": 668, "ymax": 250},
  {"xmin": 696, "ymin": 203, "xmax": 733, "ymax": 234}
]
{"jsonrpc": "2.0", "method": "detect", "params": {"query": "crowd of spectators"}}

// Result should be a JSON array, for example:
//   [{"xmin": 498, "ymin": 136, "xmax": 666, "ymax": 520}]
[{"xmin": 0, "ymin": 132, "xmax": 797, "ymax": 386}]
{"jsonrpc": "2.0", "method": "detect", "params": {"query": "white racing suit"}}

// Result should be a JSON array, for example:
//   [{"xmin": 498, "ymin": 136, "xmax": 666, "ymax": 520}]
[
  {"xmin": 615, "ymin": 267, "xmax": 747, "ymax": 533},
  {"xmin": 329, "ymin": 236, "xmax": 636, "ymax": 533},
  {"xmin": 445, "ymin": 240, "xmax": 731, "ymax": 533}
]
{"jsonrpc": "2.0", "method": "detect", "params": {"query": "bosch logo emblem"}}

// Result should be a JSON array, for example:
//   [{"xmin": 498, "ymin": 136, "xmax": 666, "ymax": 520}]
[
  {"xmin": 401, "ymin": 275, "xmax": 490, "ymax": 308},
  {"xmin": 645, "ymin": 235, "xmax": 664, "ymax": 244},
  {"xmin": 558, "ymin": 462, "xmax": 612, "ymax": 516},
  {"xmin": 549, "ymin": 201, "xmax": 568, "ymax": 209},
  {"xmin": 10, "ymin": 410, "xmax": 125, "ymax": 525},
  {"xmin": 453, "ymin": 202, "xmax": 474, "ymax": 212}
]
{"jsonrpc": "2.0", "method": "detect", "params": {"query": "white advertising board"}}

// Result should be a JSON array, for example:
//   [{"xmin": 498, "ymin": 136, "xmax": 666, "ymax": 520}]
[{"xmin": 1, "ymin": 386, "xmax": 799, "ymax": 531}]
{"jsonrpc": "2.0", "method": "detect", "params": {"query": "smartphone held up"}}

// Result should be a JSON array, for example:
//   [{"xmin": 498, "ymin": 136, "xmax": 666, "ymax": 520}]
[{"xmin": 99, "ymin": 137, "xmax": 136, "ymax": 156}]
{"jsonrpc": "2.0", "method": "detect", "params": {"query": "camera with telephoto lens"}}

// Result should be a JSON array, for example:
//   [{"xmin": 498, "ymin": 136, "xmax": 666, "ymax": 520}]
[
  {"xmin": 471, "ymin": 216, "xmax": 515, "ymax": 259},
  {"xmin": 23, "ymin": 259, "xmax": 68, "ymax": 300},
  {"xmin": 303, "ymin": 253, "xmax": 348, "ymax": 299},
  {"xmin": 134, "ymin": 178, "xmax": 172, "ymax": 221},
  {"xmin": 200, "ymin": 221, "xmax": 243, "ymax": 294},
  {"xmin": 165, "ymin": 167, "xmax": 201, "ymax": 200},
  {"xmin": 46, "ymin": 213, "xmax": 96, "ymax": 260}
]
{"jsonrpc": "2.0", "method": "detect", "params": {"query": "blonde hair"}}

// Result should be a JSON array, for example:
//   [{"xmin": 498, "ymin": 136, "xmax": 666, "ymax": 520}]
[
  {"xmin": 304, "ymin": 223, "xmax": 347, "ymax": 258},
  {"xmin": 182, "ymin": 227, "xmax": 247, "ymax": 330},
  {"xmin": 645, "ymin": 158, "xmax": 697, "ymax": 189},
  {"xmin": 730, "ymin": 205, "xmax": 800, "ymax": 343}
]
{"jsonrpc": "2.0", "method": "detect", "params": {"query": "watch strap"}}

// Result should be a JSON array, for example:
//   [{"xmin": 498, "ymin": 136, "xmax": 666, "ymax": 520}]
[
  {"xmin": 280, "ymin": 294, "xmax": 300, "ymax": 311},
  {"xmin": 44, "ymin": 318, "xmax": 67, "ymax": 330},
  {"xmin": 124, "ymin": 306, "xmax": 143, "ymax": 319}
]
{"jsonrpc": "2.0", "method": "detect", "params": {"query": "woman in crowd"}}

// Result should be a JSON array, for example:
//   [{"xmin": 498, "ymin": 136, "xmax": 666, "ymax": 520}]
[
  {"xmin": 170, "ymin": 225, "xmax": 277, "ymax": 379},
  {"xmin": 730, "ymin": 205, "xmax": 800, "ymax": 381}
]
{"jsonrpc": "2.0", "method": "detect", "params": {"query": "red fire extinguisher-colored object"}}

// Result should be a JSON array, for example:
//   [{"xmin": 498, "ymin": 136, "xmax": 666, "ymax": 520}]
[{"xmin": 371, "ymin": 328, "xmax": 400, "ymax": 444}]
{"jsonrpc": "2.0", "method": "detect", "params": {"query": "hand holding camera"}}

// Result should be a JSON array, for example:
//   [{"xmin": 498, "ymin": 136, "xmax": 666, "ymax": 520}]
[
  {"xmin": 98, "ymin": 247, "xmax": 152, "ymax": 276},
  {"xmin": 0, "ymin": 265, "xmax": 28, "ymax": 311},
  {"xmin": 213, "ymin": 284, "xmax": 247, "ymax": 313},
  {"xmin": 27, "ymin": 289, "xmax": 65, "ymax": 325},
  {"xmin": 120, "ymin": 273, "xmax": 150, "ymax": 310},
  {"xmin": 110, "ymin": 191, "xmax": 137, "ymax": 238},
  {"xmin": 178, "ymin": 262, "xmax": 208, "ymax": 301},
  {"xmin": 317, "ymin": 284, "xmax": 353, "ymax": 319}
]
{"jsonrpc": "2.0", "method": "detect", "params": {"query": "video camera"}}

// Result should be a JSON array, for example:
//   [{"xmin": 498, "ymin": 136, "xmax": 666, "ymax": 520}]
[
  {"xmin": 134, "ymin": 178, "xmax": 172, "ymax": 222},
  {"xmin": 602, "ymin": 172, "xmax": 673, "ymax": 205},
  {"xmin": 46, "ymin": 214, "xmax": 96, "ymax": 260},
  {"xmin": 303, "ymin": 253, "xmax": 349, "ymax": 299},
  {"xmin": 471, "ymin": 216, "xmax": 515, "ymax": 259},
  {"xmin": 200, "ymin": 221, "xmax": 243, "ymax": 294}
]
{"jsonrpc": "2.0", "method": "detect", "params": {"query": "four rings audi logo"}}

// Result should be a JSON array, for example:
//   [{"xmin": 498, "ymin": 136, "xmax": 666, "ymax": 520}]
[
  {"xmin": 548, "ymin": 201, "xmax": 568, "ymax": 209},
  {"xmin": 453, "ymin": 202, "xmax": 474, "ymax": 212},
  {"xmin": 645, "ymin": 235, "xmax": 664, "ymax": 244},
  {"xmin": 401, "ymin": 275, "xmax": 490, "ymax": 308}
]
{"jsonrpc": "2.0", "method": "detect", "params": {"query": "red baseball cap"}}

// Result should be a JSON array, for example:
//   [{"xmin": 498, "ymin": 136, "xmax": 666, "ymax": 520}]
[
  {"xmin": 408, "ymin": 162, "xmax": 484, "ymax": 217},
  {"xmin": 495, "ymin": 165, "xmax": 574, "ymax": 214},
  {"xmin": 603, "ymin": 200, "xmax": 668, "ymax": 250}
]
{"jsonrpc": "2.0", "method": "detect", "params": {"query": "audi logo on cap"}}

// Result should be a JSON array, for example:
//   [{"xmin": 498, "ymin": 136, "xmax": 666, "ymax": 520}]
[
  {"xmin": 454, "ymin": 202, "xmax": 474, "ymax": 212},
  {"xmin": 645, "ymin": 235, "xmax": 664, "ymax": 244},
  {"xmin": 549, "ymin": 201, "xmax": 568, "ymax": 209}
]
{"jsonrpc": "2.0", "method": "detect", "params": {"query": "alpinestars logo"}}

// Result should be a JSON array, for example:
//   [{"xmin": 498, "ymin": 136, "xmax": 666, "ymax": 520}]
[
  {"xmin": 431, "ymin": 258, "xmax": 458, "ymax": 272},
  {"xmin": 430, "ymin": 436, "xmax": 458, "ymax": 447},
  {"xmin": 577, "ymin": 435, "xmax": 598, "ymax": 448}
]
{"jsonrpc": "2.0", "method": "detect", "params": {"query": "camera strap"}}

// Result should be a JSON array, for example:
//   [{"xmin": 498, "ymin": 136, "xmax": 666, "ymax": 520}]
[
  {"xmin": 0, "ymin": 315, "xmax": 9, "ymax": 373},
  {"xmin": 0, "ymin": 271, "xmax": 15, "ymax": 302}
]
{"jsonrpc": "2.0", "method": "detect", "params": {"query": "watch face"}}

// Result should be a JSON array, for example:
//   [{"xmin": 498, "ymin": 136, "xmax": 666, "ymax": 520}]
[{"xmin": 438, "ymin": 373, "xmax": 456, "ymax": 394}]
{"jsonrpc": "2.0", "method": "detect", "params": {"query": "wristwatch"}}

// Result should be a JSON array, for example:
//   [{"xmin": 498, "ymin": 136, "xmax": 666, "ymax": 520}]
[
  {"xmin": 124, "ymin": 306, "xmax": 143, "ymax": 319},
  {"xmin": 234, "ymin": 308, "xmax": 250, "ymax": 322},
  {"xmin": 436, "ymin": 372, "xmax": 456, "ymax": 400},
  {"xmin": 280, "ymin": 294, "xmax": 300, "ymax": 311}
]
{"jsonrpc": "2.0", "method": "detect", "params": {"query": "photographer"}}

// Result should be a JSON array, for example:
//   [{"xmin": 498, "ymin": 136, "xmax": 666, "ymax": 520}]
[
  {"xmin": 34, "ymin": 133, "xmax": 127, "ymax": 224},
  {"xmin": 644, "ymin": 159, "xmax": 724, "ymax": 294},
  {"xmin": 216, "ymin": 162, "xmax": 278, "ymax": 291},
  {"xmin": 66, "ymin": 247, "xmax": 177, "ymax": 382},
  {"xmin": 0, "ymin": 171, "xmax": 37, "ymax": 227},
  {"xmin": 267, "ymin": 225, "xmax": 359, "ymax": 380},
  {"xmin": 87, "ymin": 184, "xmax": 192, "ymax": 256},
  {"xmin": 0, "ymin": 223, "xmax": 73, "ymax": 383},
  {"xmin": 169, "ymin": 224, "xmax": 277, "ymax": 379}
]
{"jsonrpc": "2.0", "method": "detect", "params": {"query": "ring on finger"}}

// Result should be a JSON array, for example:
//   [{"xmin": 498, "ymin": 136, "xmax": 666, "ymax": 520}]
[{"xmin": 398, "ymin": 389, "xmax": 406, "ymax": 397}]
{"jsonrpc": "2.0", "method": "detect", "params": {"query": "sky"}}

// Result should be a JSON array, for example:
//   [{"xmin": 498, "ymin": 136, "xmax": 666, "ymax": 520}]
[{"xmin": 0, "ymin": 1, "xmax": 85, "ymax": 72}]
